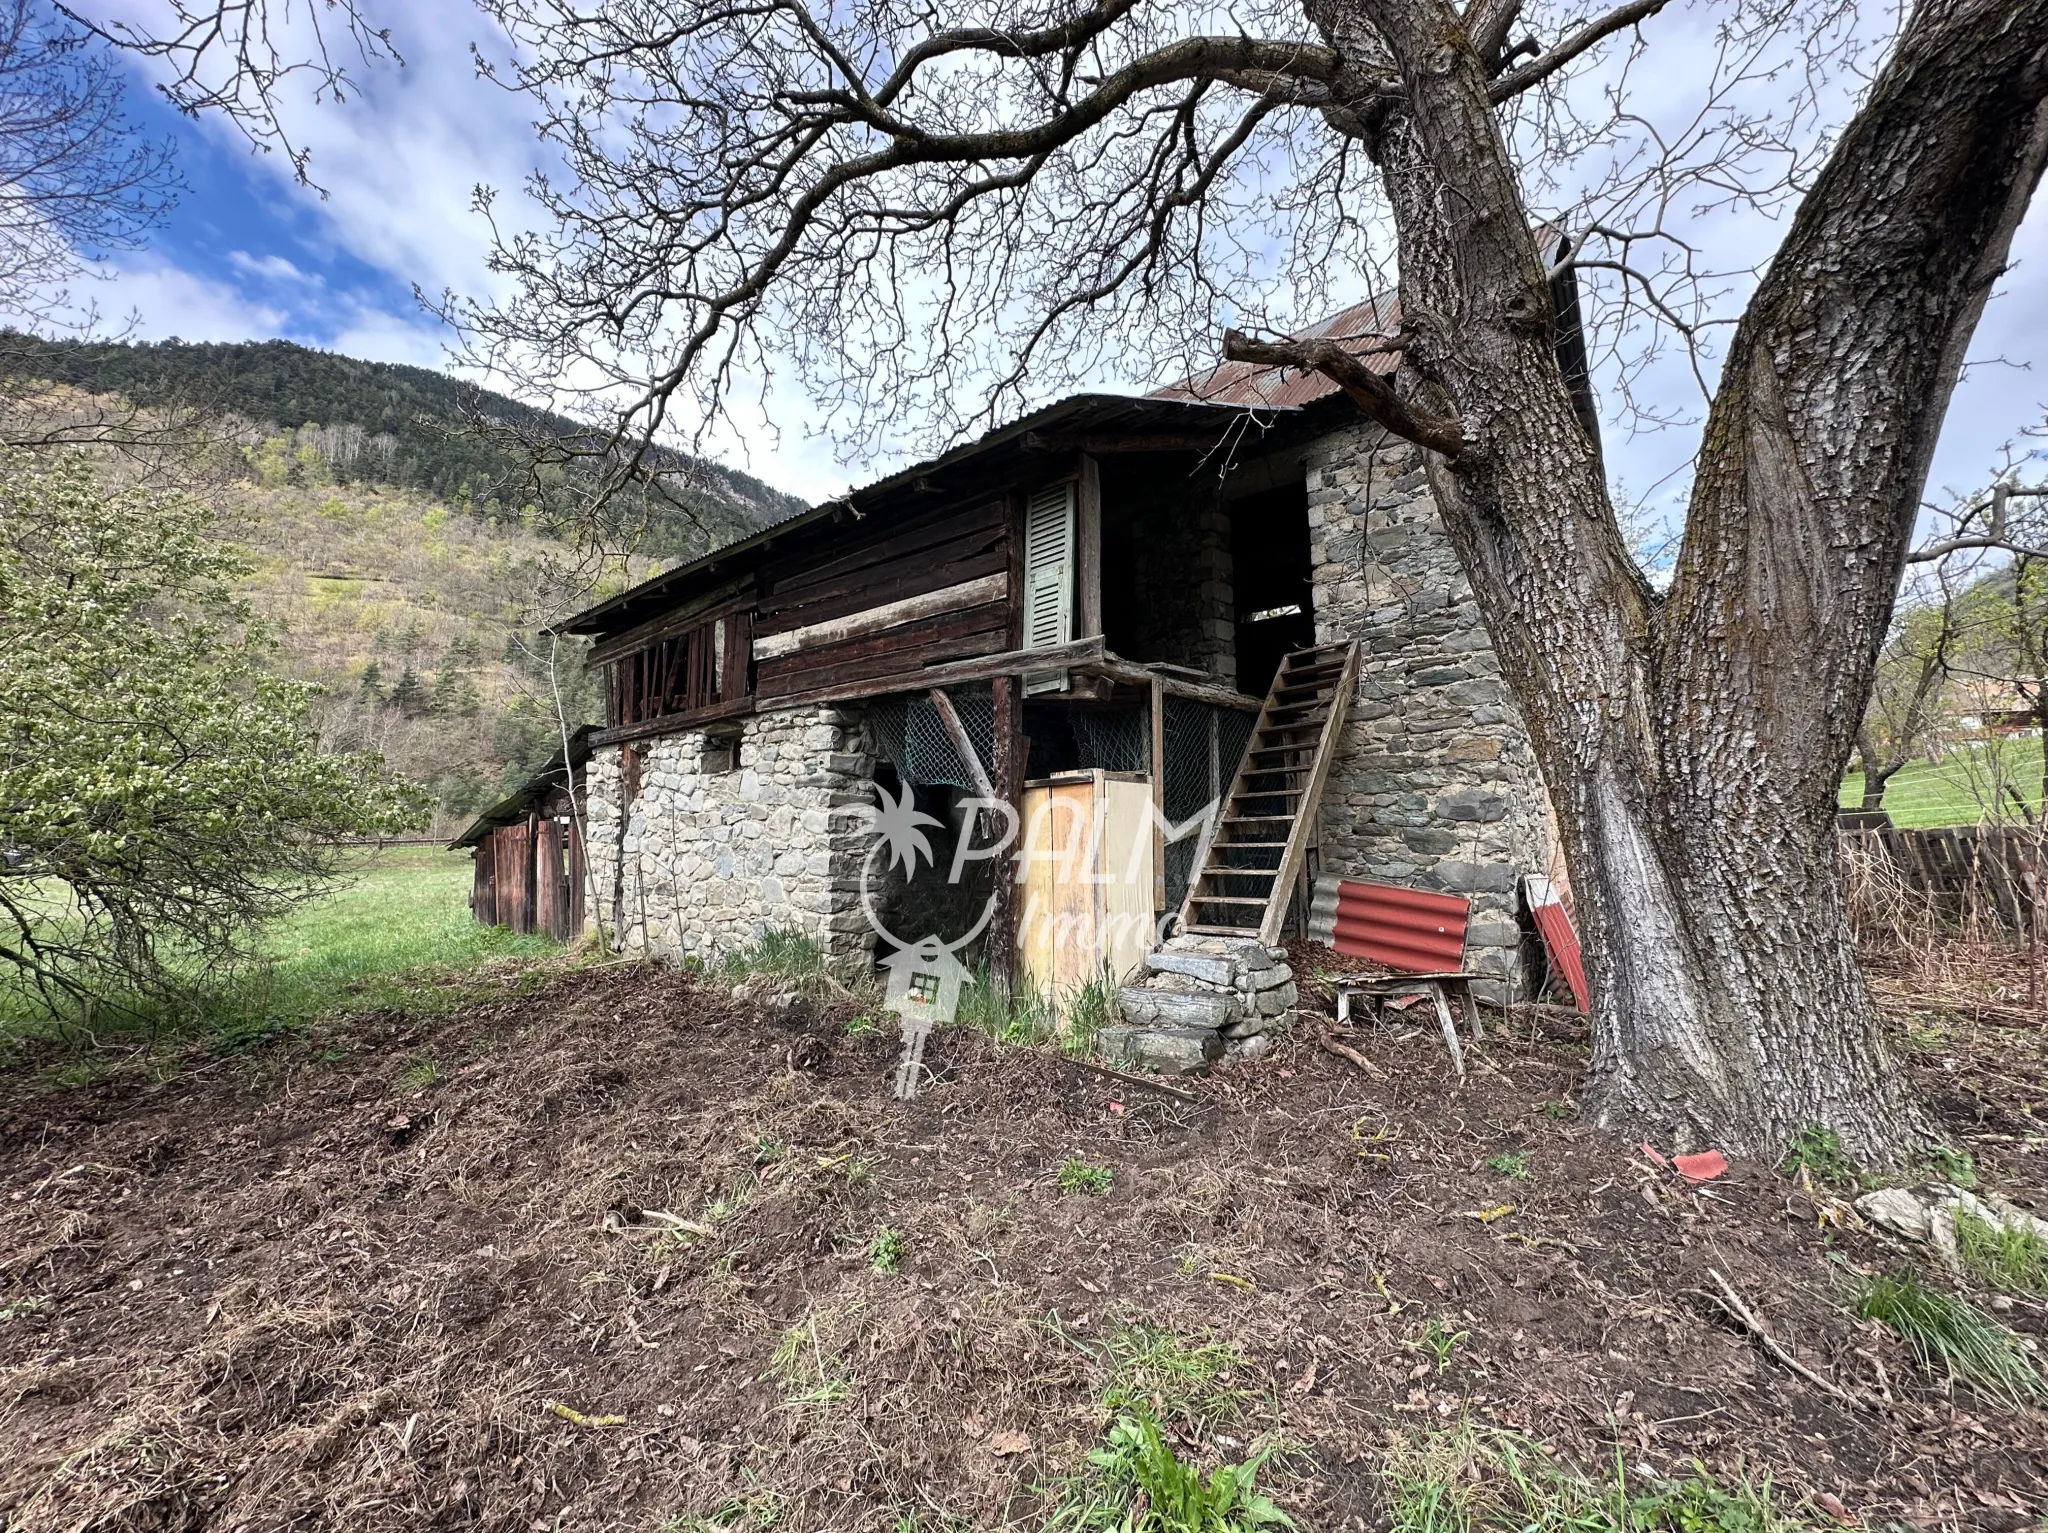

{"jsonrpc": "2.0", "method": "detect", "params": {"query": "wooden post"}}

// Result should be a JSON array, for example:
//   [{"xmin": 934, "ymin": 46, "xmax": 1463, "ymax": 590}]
[
  {"xmin": 1207, "ymin": 708, "xmax": 1221, "ymax": 805},
  {"xmin": 1151, "ymin": 674, "xmax": 1167, "ymax": 913},
  {"xmin": 927, "ymin": 687, "xmax": 996, "ymax": 800},
  {"xmin": 990, "ymin": 674, "xmax": 1025, "ymax": 981},
  {"xmin": 1076, "ymin": 453, "xmax": 1103, "ymax": 639}
]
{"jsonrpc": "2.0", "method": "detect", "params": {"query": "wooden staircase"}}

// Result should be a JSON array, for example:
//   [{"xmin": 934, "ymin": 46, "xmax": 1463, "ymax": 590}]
[{"xmin": 1178, "ymin": 641, "xmax": 1360, "ymax": 943}]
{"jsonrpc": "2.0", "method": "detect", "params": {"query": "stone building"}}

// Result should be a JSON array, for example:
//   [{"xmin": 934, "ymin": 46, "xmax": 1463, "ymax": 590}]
[{"xmin": 557, "ymin": 303, "xmax": 1553, "ymax": 1018}]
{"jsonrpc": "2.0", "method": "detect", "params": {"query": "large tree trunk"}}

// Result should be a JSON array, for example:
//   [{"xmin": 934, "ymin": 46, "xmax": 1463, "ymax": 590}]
[{"xmin": 1326, "ymin": 0, "xmax": 2048, "ymax": 1158}]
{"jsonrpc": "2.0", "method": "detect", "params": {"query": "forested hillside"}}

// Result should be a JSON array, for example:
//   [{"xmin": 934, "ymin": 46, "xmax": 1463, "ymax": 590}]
[
  {"xmin": 0, "ymin": 332, "xmax": 807, "ymax": 557},
  {"xmin": 2, "ymin": 335, "xmax": 810, "ymax": 834}
]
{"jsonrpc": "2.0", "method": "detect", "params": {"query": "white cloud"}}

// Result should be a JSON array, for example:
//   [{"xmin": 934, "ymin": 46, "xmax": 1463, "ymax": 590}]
[
  {"xmin": 226, "ymin": 250, "xmax": 316, "ymax": 285},
  {"xmin": 87, "ymin": 257, "xmax": 289, "ymax": 342}
]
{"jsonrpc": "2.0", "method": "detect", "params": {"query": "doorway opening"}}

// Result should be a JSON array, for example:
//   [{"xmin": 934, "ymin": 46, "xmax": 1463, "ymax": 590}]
[{"xmin": 1228, "ymin": 481, "xmax": 1315, "ymax": 699}]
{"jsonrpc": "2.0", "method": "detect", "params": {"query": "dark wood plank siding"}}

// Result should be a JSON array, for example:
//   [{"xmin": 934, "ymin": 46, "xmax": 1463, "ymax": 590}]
[{"xmin": 753, "ymin": 499, "xmax": 1010, "ymax": 705}]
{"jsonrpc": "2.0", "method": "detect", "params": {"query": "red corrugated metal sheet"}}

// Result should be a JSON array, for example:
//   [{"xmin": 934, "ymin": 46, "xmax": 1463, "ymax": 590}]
[
  {"xmin": 1525, "ymin": 876, "xmax": 1590, "ymax": 1014},
  {"xmin": 1151, "ymin": 294, "xmax": 1403, "ymax": 408},
  {"xmin": 1331, "ymin": 878, "xmax": 1469, "ymax": 973}
]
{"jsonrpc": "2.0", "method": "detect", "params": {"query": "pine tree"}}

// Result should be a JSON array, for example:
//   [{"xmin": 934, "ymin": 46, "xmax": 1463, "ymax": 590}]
[
  {"xmin": 430, "ymin": 666, "xmax": 462, "ymax": 715},
  {"xmin": 357, "ymin": 659, "xmax": 383, "ymax": 703},
  {"xmin": 390, "ymin": 665, "xmax": 425, "ymax": 717}
]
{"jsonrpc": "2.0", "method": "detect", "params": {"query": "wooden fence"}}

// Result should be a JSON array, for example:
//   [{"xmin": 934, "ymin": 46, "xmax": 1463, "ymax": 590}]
[
  {"xmin": 472, "ymin": 813, "xmax": 587, "ymax": 941},
  {"xmin": 1839, "ymin": 824, "xmax": 2043, "ymax": 933}
]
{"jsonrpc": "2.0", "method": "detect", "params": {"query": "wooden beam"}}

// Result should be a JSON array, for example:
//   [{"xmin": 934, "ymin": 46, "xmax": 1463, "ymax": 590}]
[
  {"xmin": 589, "ymin": 692, "xmax": 756, "ymax": 748},
  {"xmin": 1084, "ymin": 658, "xmax": 1264, "ymax": 713},
  {"xmin": 1076, "ymin": 453, "xmax": 1103, "ymax": 640},
  {"xmin": 586, "ymin": 578, "xmax": 757, "ymax": 666},
  {"xmin": 1022, "ymin": 431, "xmax": 1232, "ymax": 454},
  {"xmin": 1150, "ymin": 675, "xmax": 1167, "ymax": 913},
  {"xmin": 765, "ymin": 635, "xmax": 1108, "ymax": 710},
  {"xmin": 989, "ymin": 675, "xmax": 1024, "ymax": 983},
  {"xmin": 753, "ymin": 572, "xmax": 1007, "ymax": 660},
  {"xmin": 927, "ymin": 687, "xmax": 995, "ymax": 800}
]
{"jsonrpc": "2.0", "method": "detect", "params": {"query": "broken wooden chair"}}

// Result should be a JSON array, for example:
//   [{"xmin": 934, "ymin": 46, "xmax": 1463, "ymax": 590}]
[{"xmin": 1326, "ymin": 878, "xmax": 1484, "ymax": 1079}]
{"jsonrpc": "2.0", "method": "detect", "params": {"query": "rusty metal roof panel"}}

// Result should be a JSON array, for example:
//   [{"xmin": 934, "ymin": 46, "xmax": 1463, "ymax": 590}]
[
  {"xmin": 1330, "ymin": 877, "xmax": 1470, "ymax": 974},
  {"xmin": 1151, "ymin": 294, "xmax": 1402, "ymax": 408}
]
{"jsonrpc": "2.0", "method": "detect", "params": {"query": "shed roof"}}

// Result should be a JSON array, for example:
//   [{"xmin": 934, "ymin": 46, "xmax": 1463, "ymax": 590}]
[{"xmin": 449, "ymin": 725, "xmax": 594, "ymax": 849}]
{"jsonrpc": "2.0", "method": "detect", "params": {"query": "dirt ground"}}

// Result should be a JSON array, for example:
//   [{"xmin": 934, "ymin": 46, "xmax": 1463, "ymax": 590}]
[{"xmin": 3, "ymin": 942, "xmax": 2047, "ymax": 1532}]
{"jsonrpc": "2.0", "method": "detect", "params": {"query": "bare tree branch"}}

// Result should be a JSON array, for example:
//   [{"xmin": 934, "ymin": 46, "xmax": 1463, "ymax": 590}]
[{"xmin": 1221, "ymin": 326, "xmax": 1465, "ymax": 455}]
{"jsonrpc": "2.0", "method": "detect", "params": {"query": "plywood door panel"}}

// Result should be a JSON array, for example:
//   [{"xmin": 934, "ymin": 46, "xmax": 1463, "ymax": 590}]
[{"xmin": 1017, "ymin": 771, "xmax": 1156, "ymax": 1009}]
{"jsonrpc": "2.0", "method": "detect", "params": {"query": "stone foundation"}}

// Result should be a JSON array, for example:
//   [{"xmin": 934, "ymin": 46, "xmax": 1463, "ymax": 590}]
[
  {"xmin": 584, "ymin": 704, "xmax": 879, "ymax": 961},
  {"xmin": 1102, "ymin": 934, "xmax": 1297, "ymax": 1073},
  {"xmin": 1303, "ymin": 425, "xmax": 1552, "ymax": 999}
]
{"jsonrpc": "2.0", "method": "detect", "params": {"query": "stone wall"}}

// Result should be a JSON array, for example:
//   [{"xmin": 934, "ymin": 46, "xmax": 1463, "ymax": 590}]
[
  {"xmin": 583, "ymin": 704, "xmax": 879, "ymax": 961},
  {"xmin": 1302, "ymin": 423, "xmax": 1552, "ymax": 997}
]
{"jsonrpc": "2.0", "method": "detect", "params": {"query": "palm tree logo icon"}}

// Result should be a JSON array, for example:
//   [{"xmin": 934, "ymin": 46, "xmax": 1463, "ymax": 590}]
[{"xmin": 835, "ymin": 780, "xmax": 997, "ymax": 1023}]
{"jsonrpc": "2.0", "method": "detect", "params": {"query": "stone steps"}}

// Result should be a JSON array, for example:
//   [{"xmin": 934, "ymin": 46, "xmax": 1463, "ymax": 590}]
[{"xmin": 1098, "ymin": 933, "xmax": 1299, "ymax": 1074}]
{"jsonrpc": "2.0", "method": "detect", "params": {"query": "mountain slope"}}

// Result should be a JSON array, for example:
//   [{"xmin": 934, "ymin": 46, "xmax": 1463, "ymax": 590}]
[
  {"xmin": 0, "ymin": 332, "xmax": 807, "ymax": 556},
  {"xmin": 2, "ymin": 334, "xmax": 811, "ymax": 833}
]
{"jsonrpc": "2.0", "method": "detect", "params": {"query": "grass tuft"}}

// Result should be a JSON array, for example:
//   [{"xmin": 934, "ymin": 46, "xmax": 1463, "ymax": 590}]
[
  {"xmin": 1383, "ymin": 1426, "xmax": 1817, "ymax": 1533},
  {"xmin": 767, "ymin": 1318, "xmax": 852, "ymax": 1408},
  {"xmin": 1780, "ymin": 1125, "xmax": 1854, "ymax": 1188},
  {"xmin": 392, "ymin": 1056, "xmax": 441, "ymax": 1093},
  {"xmin": 1853, "ymin": 1269, "xmax": 2042, "ymax": 1406},
  {"xmin": 1955, "ymin": 1209, "xmax": 2048, "ymax": 1297},
  {"xmin": 957, "ymin": 963, "xmax": 1059, "ymax": 1046},
  {"xmin": 718, "ymin": 928, "xmax": 830, "ymax": 992},
  {"xmin": 1058, "ymin": 1156, "xmax": 1114, "ymax": 1196},
  {"xmin": 1097, "ymin": 1323, "xmax": 1251, "ymax": 1427},
  {"xmin": 1061, "ymin": 964, "xmax": 1121, "ymax": 1057}
]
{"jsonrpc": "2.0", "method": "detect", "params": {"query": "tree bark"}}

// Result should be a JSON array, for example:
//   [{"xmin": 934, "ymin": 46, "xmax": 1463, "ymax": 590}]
[{"xmin": 1325, "ymin": 0, "xmax": 2048, "ymax": 1158}]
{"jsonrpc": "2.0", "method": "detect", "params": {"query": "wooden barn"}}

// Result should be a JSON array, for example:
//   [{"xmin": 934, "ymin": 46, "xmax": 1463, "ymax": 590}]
[
  {"xmin": 553, "ymin": 308, "xmax": 1556, "ymax": 1016},
  {"xmin": 452, "ymin": 729, "xmax": 591, "ymax": 942}
]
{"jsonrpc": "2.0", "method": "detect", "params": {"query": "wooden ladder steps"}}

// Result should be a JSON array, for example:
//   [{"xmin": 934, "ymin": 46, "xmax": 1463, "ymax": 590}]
[{"xmin": 1175, "ymin": 640, "xmax": 1361, "ymax": 944}]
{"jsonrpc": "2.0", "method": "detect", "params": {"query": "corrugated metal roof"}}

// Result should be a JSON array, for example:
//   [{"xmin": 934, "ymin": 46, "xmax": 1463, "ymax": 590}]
[
  {"xmin": 1330, "ymin": 877, "xmax": 1470, "ymax": 974},
  {"xmin": 1150, "ymin": 293, "xmax": 1402, "ymax": 408},
  {"xmin": 449, "ymin": 725, "xmax": 593, "ymax": 848}
]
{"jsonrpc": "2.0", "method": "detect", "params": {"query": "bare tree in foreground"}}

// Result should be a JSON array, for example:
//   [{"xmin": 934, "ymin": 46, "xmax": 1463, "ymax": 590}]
[
  {"xmin": 438, "ymin": 0, "xmax": 2047, "ymax": 1158},
  {"xmin": 53, "ymin": 0, "xmax": 395, "ymax": 186},
  {"xmin": 0, "ymin": 0, "xmax": 173, "ymax": 327}
]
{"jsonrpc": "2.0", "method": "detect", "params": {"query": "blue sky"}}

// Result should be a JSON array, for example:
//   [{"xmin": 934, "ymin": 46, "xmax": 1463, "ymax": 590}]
[{"xmin": 41, "ymin": 1, "xmax": 2048, "ymax": 519}]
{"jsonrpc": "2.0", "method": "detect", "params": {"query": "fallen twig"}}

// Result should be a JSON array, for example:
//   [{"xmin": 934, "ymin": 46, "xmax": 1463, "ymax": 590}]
[
  {"xmin": 1057, "ymin": 1054, "xmax": 1200, "ymax": 1103},
  {"xmin": 1316, "ymin": 1026, "xmax": 1388, "ymax": 1079},
  {"xmin": 1699, "ymin": 1267, "xmax": 1883, "ymax": 1411}
]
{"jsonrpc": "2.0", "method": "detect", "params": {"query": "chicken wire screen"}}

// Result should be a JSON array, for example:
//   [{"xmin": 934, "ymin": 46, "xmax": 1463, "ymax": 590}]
[
  {"xmin": 867, "ymin": 685, "xmax": 996, "ymax": 791},
  {"xmin": 867, "ymin": 686, "xmax": 1254, "ymax": 913}
]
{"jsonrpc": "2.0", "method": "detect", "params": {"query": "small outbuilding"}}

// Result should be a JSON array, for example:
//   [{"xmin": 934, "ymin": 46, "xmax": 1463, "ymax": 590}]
[{"xmin": 451, "ymin": 728, "xmax": 592, "ymax": 941}]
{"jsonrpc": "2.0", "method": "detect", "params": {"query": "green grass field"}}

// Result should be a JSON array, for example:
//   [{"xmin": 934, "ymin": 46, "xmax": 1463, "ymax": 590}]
[
  {"xmin": 1, "ymin": 846, "xmax": 561, "ymax": 1076},
  {"xmin": 1841, "ymin": 737, "xmax": 2047, "ymax": 828}
]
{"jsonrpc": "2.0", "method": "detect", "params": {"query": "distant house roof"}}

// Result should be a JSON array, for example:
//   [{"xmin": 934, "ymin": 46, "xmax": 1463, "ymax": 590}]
[
  {"xmin": 450, "ymin": 726, "xmax": 594, "ymax": 849},
  {"xmin": 1150, "ymin": 294, "xmax": 1401, "ymax": 409}
]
